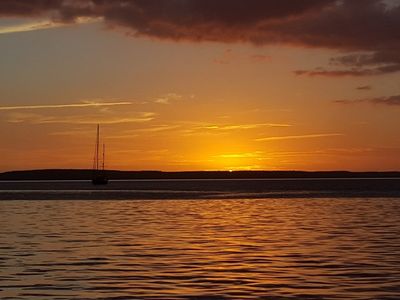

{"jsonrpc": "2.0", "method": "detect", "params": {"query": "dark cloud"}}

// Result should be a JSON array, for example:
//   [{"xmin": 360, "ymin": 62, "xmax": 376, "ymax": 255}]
[
  {"xmin": 335, "ymin": 95, "xmax": 400, "ymax": 106},
  {"xmin": 297, "ymin": 50, "xmax": 400, "ymax": 77},
  {"xmin": 1, "ymin": 0, "xmax": 400, "ymax": 76},
  {"xmin": 294, "ymin": 69, "xmax": 383, "ymax": 77},
  {"xmin": 0, "ymin": 0, "xmax": 63, "ymax": 17},
  {"xmin": 371, "ymin": 96, "xmax": 400, "ymax": 106}
]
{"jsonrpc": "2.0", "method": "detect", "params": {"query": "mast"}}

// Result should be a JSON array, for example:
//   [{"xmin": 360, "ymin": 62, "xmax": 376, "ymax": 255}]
[
  {"xmin": 92, "ymin": 124, "xmax": 108, "ymax": 184},
  {"xmin": 102, "ymin": 143, "xmax": 105, "ymax": 171},
  {"xmin": 96, "ymin": 124, "xmax": 100, "ymax": 171}
]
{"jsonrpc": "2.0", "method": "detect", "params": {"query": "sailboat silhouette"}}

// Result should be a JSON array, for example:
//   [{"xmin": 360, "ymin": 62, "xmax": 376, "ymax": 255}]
[{"xmin": 92, "ymin": 124, "xmax": 108, "ymax": 185}]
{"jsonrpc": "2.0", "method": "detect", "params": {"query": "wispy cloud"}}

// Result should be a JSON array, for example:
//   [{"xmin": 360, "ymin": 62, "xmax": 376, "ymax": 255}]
[
  {"xmin": 0, "ymin": 18, "xmax": 98, "ymax": 35},
  {"xmin": 356, "ymin": 85, "xmax": 372, "ymax": 91},
  {"xmin": 199, "ymin": 123, "xmax": 291, "ymax": 130},
  {"xmin": 216, "ymin": 151, "xmax": 265, "ymax": 159},
  {"xmin": 106, "ymin": 125, "xmax": 179, "ymax": 139},
  {"xmin": 249, "ymin": 54, "xmax": 272, "ymax": 63},
  {"xmin": 180, "ymin": 122, "xmax": 291, "ymax": 137},
  {"xmin": 107, "ymin": 134, "xmax": 139, "ymax": 140},
  {"xmin": 255, "ymin": 133, "xmax": 343, "ymax": 142},
  {"xmin": 7, "ymin": 112, "xmax": 155, "ymax": 125},
  {"xmin": 135, "ymin": 125, "xmax": 180, "ymax": 132},
  {"xmin": 0, "ymin": 101, "xmax": 132, "ymax": 111},
  {"xmin": 266, "ymin": 147, "xmax": 400, "ymax": 159},
  {"xmin": 294, "ymin": 69, "xmax": 379, "ymax": 77},
  {"xmin": 154, "ymin": 93, "xmax": 183, "ymax": 105},
  {"xmin": 214, "ymin": 49, "xmax": 271, "ymax": 65},
  {"xmin": 0, "ymin": 20, "xmax": 63, "ymax": 35},
  {"xmin": 335, "ymin": 95, "xmax": 400, "ymax": 106},
  {"xmin": 49, "ymin": 129, "xmax": 93, "ymax": 137}
]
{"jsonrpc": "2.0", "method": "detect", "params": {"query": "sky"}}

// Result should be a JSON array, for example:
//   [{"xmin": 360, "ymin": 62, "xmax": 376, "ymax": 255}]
[{"xmin": 0, "ymin": 0, "xmax": 399, "ymax": 172}]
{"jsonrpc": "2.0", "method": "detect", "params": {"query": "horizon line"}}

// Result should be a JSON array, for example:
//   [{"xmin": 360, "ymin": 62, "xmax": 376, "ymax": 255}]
[{"xmin": 1, "ymin": 169, "xmax": 400, "ymax": 174}]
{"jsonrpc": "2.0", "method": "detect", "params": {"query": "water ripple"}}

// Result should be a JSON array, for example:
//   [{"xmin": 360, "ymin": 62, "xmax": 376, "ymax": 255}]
[{"xmin": 1, "ymin": 198, "xmax": 400, "ymax": 299}]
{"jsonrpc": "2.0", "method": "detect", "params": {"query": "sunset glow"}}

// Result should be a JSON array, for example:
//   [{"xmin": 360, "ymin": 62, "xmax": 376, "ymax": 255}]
[
  {"xmin": 2, "ymin": 3, "xmax": 400, "ymax": 299},
  {"xmin": 1, "ymin": 1, "xmax": 399, "ymax": 172}
]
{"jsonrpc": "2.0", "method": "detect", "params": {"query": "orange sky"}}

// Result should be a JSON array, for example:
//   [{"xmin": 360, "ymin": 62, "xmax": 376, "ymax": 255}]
[{"xmin": 0, "ymin": 1, "xmax": 399, "ymax": 172}]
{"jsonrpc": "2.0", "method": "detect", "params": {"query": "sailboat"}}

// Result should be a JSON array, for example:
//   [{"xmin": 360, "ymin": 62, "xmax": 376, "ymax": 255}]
[{"xmin": 92, "ymin": 124, "xmax": 109, "ymax": 185}]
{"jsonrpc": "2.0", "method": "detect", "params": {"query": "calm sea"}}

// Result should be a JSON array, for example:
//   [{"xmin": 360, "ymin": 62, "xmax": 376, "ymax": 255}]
[{"xmin": 1, "ymin": 179, "xmax": 400, "ymax": 299}]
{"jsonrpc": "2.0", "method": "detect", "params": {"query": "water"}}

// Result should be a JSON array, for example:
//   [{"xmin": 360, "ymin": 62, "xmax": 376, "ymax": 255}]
[
  {"xmin": 0, "ymin": 178, "xmax": 400, "ymax": 200},
  {"xmin": 1, "ymin": 180, "xmax": 400, "ymax": 299}
]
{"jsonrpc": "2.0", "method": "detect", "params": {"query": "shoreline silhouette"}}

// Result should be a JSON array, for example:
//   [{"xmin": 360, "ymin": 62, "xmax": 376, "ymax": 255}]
[{"xmin": 1, "ymin": 169, "xmax": 399, "ymax": 181}]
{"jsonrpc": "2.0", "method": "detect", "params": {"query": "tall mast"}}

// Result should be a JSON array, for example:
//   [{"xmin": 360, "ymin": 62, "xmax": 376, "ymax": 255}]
[
  {"xmin": 96, "ymin": 124, "xmax": 100, "ymax": 171},
  {"xmin": 102, "ymin": 143, "xmax": 105, "ymax": 171}
]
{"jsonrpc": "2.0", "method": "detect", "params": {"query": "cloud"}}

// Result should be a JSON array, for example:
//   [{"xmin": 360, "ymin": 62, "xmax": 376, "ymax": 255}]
[
  {"xmin": 0, "ymin": 0, "xmax": 63, "ymax": 17},
  {"xmin": 133, "ymin": 124, "xmax": 179, "ymax": 132},
  {"xmin": 0, "ymin": 17, "xmax": 96, "ymax": 35},
  {"xmin": 249, "ymin": 54, "xmax": 272, "ymax": 63},
  {"xmin": 154, "ymin": 93, "xmax": 182, "ymax": 105},
  {"xmin": 335, "ymin": 95, "xmax": 400, "ymax": 106},
  {"xmin": 216, "ymin": 151, "xmax": 264, "ymax": 159},
  {"xmin": 295, "ymin": 51, "xmax": 400, "ymax": 77},
  {"xmin": 48, "ymin": 129, "xmax": 93, "ymax": 136},
  {"xmin": 255, "ymin": 133, "xmax": 343, "ymax": 142},
  {"xmin": 199, "ymin": 123, "xmax": 291, "ymax": 130},
  {"xmin": 294, "ymin": 68, "xmax": 388, "ymax": 77},
  {"xmin": 173, "ymin": 121, "xmax": 292, "ymax": 137},
  {"xmin": 356, "ymin": 85, "xmax": 372, "ymax": 91},
  {"xmin": 6, "ymin": 112, "xmax": 155, "ymax": 124},
  {"xmin": 1, "ymin": 1, "xmax": 400, "ymax": 76},
  {"xmin": 268, "ymin": 147, "xmax": 400, "ymax": 158},
  {"xmin": 0, "ymin": 101, "xmax": 132, "ymax": 111},
  {"xmin": 214, "ymin": 49, "xmax": 271, "ymax": 64},
  {"xmin": 0, "ymin": 20, "xmax": 63, "ymax": 34}
]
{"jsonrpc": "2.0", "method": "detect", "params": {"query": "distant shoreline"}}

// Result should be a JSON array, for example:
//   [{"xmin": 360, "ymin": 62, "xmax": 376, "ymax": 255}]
[{"xmin": 1, "ymin": 169, "xmax": 399, "ymax": 181}]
